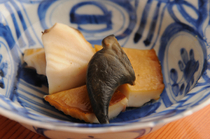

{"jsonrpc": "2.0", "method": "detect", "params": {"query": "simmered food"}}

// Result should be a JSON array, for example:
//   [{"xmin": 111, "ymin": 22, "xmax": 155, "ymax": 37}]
[
  {"xmin": 42, "ymin": 23, "xmax": 95, "ymax": 94},
  {"xmin": 86, "ymin": 35, "xmax": 136, "ymax": 124},
  {"xmin": 22, "ymin": 23, "xmax": 164, "ymax": 124},
  {"xmin": 44, "ymin": 85, "xmax": 128, "ymax": 123},
  {"xmin": 95, "ymin": 45, "xmax": 165, "ymax": 107},
  {"xmin": 119, "ymin": 48, "xmax": 164, "ymax": 107}
]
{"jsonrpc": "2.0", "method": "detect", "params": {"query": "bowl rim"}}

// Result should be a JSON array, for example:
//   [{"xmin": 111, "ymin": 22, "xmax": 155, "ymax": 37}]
[{"xmin": 0, "ymin": 94, "xmax": 210, "ymax": 134}]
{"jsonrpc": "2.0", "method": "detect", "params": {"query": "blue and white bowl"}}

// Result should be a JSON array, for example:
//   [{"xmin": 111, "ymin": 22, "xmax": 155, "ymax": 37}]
[{"xmin": 0, "ymin": 0, "xmax": 209, "ymax": 138}]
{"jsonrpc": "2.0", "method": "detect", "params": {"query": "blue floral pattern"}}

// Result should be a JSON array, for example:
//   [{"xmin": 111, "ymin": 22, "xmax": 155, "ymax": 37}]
[
  {"xmin": 0, "ymin": 53, "xmax": 8, "ymax": 89},
  {"xmin": 170, "ymin": 48, "xmax": 199, "ymax": 97}
]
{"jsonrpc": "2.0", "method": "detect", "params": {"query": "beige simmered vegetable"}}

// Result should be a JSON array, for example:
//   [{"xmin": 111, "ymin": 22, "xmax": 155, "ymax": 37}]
[
  {"xmin": 42, "ymin": 23, "xmax": 95, "ymax": 94},
  {"xmin": 95, "ymin": 45, "xmax": 165, "ymax": 107},
  {"xmin": 44, "ymin": 85, "xmax": 128, "ymax": 123}
]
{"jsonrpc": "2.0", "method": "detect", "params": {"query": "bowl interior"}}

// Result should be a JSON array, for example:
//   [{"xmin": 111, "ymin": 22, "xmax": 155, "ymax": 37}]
[{"xmin": 0, "ymin": 0, "xmax": 209, "ymax": 128}]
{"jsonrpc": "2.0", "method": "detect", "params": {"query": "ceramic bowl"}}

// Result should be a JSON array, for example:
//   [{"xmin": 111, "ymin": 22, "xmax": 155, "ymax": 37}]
[{"xmin": 0, "ymin": 0, "xmax": 209, "ymax": 138}]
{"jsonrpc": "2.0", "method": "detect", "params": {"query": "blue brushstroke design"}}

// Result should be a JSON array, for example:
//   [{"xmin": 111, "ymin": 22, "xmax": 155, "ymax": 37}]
[
  {"xmin": 71, "ymin": 13, "xmax": 112, "ymax": 25},
  {"xmin": 197, "ymin": 0, "xmax": 208, "ymax": 37},
  {"xmin": 38, "ymin": 0, "xmax": 57, "ymax": 30},
  {"xmin": 111, "ymin": 0, "xmax": 137, "ymax": 40},
  {"xmin": 176, "ymin": 1, "xmax": 199, "ymax": 26},
  {"xmin": 17, "ymin": 93, "xmax": 47, "ymax": 109},
  {"xmin": 167, "ymin": 1, "xmax": 181, "ymax": 23},
  {"xmin": 170, "ymin": 68, "xmax": 179, "ymax": 96},
  {"xmin": 18, "ymin": 87, "xmax": 44, "ymax": 100},
  {"xmin": 20, "ymin": 2, "xmax": 43, "ymax": 47},
  {"xmin": 170, "ymin": 48, "xmax": 199, "ymax": 97},
  {"xmin": 110, "ymin": 101, "xmax": 161, "ymax": 122},
  {"xmin": 0, "ymin": 23, "xmax": 15, "ymax": 49},
  {"xmin": 0, "ymin": 94, "xmax": 19, "ymax": 112},
  {"xmin": 0, "ymin": 40, "xmax": 18, "ymax": 100},
  {"xmin": 10, "ymin": 0, "xmax": 35, "ymax": 47},
  {"xmin": 174, "ymin": 91, "xmax": 206, "ymax": 109},
  {"xmin": 70, "ymin": 1, "xmax": 112, "ymax": 33},
  {"xmin": 1, "ymin": 88, "xmax": 210, "ymax": 127},
  {"xmin": 69, "ymin": 0, "xmax": 137, "ymax": 40},
  {"xmin": 15, "ymin": 87, "xmax": 86, "ymax": 122},
  {"xmin": 151, "ymin": 0, "xmax": 208, "ymax": 50},
  {"xmin": 0, "ymin": 78, "xmax": 5, "ymax": 88},
  {"xmin": 176, "ymin": 0, "xmax": 207, "ymax": 37},
  {"xmin": 190, "ymin": 89, "xmax": 210, "ymax": 107},
  {"xmin": 143, "ymin": 2, "xmax": 161, "ymax": 46},
  {"xmin": 16, "ymin": 0, "xmax": 43, "ymax": 4},
  {"xmin": 19, "ymin": 79, "xmax": 47, "ymax": 95},
  {"xmin": 134, "ymin": 0, "xmax": 139, "ymax": 9},
  {"xmin": 70, "ymin": 1, "xmax": 112, "ymax": 24},
  {"xmin": 168, "ymin": 0, "xmax": 208, "ymax": 37},
  {"xmin": 38, "ymin": 0, "xmax": 136, "ymax": 44},
  {"xmin": 160, "ymin": 89, "xmax": 173, "ymax": 108},
  {"xmin": 200, "ymin": 59, "xmax": 209, "ymax": 83},
  {"xmin": 0, "ymin": 53, "xmax": 2, "ymax": 63},
  {"xmin": 9, "ymin": 63, "xmax": 47, "ymax": 100},
  {"xmin": 180, "ymin": 49, "xmax": 199, "ymax": 83},
  {"xmin": 0, "ymin": 62, "xmax": 8, "ymax": 78},
  {"xmin": 158, "ymin": 22, "xmax": 207, "ymax": 107},
  {"xmin": 15, "ymin": 91, "xmax": 74, "ymax": 120},
  {"xmin": 134, "ymin": 0, "xmax": 152, "ymax": 43},
  {"xmin": 0, "ymin": 0, "xmax": 8, "ymax": 4},
  {"xmin": 151, "ymin": 3, "xmax": 167, "ymax": 49},
  {"xmin": 4, "ymin": 2, "xmax": 26, "ymax": 47},
  {"xmin": 0, "ymin": 12, "xmax": 2, "ymax": 22}
]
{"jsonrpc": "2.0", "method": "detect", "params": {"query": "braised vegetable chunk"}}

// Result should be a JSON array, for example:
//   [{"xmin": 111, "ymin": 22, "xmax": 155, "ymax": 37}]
[
  {"xmin": 94, "ymin": 45, "xmax": 165, "ymax": 107},
  {"xmin": 44, "ymin": 85, "xmax": 128, "ymax": 123},
  {"xmin": 86, "ymin": 35, "xmax": 136, "ymax": 124},
  {"xmin": 119, "ymin": 48, "xmax": 164, "ymax": 107},
  {"xmin": 118, "ymin": 48, "xmax": 164, "ymax": 107},
  {"xmin": 42, "ymin": 23, "xmax": 95, "ymax": 94}
]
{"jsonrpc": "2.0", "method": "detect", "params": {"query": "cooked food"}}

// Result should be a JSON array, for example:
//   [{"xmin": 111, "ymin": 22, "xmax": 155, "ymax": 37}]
[
  {"xmin": 42, "ymin": 23, "xmax": 95, "ymax": 94},
  {"xmin": 23, "ymin": 48, "xmax": 46, "ymax": 75},
  {"xmin": 44, "ymin": 85, "xmax": 128, "ymax": 123},
  {"xmin": 95, "ymin": 45, "xmax": 164, "ymax": 107},
  {"xmin": 23, "ymin": 23, "xmax": 164, "ymax": 124},
  {"xmin": 86, "ymin": 35, "xmax": 136, "ymax": 124},
  {"xmin": 119, "ymin": 48, "xmax": 164, "ymax": 107},
  {"xmin": 24, "ymin": 43, "xmax": 164, "ymax": 108}
]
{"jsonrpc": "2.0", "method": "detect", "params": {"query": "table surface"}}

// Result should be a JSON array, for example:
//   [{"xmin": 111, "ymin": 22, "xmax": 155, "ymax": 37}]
[{"xmin": 1, "ymin": 104, "xmax": 210, "ymax": 139}]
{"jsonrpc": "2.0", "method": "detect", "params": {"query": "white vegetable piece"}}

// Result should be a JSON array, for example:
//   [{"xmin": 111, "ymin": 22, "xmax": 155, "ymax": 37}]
[{"xmin": 42, "ymin": 23, "xmax": 95, "ymax": 94}]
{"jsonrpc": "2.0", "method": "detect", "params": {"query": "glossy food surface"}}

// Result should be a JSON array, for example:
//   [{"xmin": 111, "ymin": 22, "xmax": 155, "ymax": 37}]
[{"xmin": 87, "ymin": 35, "xmax": 135, "ymax": 123}]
